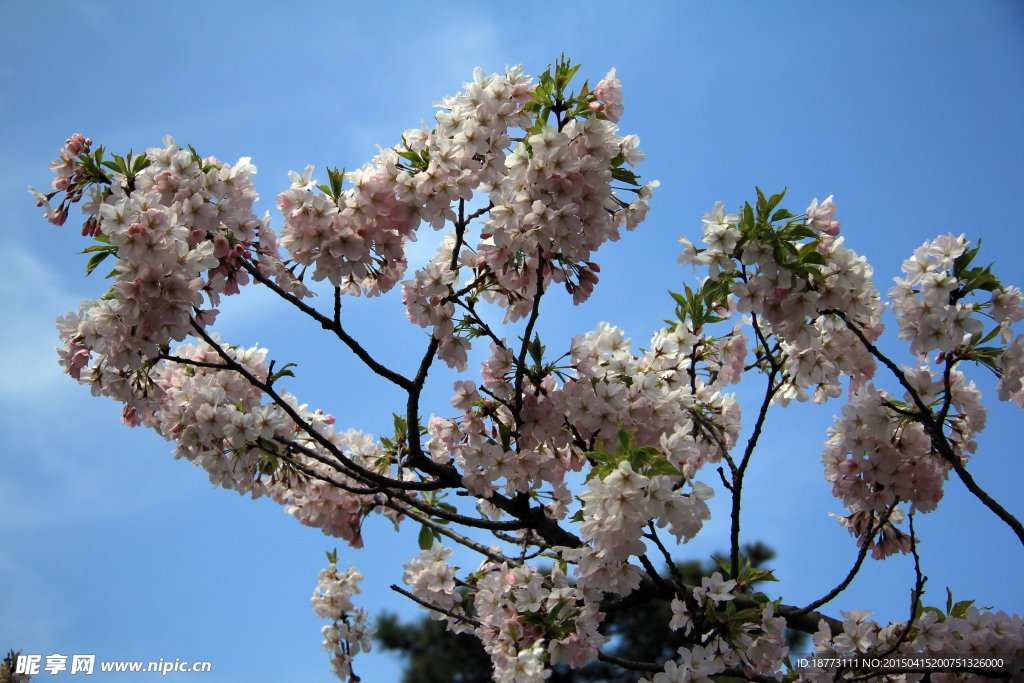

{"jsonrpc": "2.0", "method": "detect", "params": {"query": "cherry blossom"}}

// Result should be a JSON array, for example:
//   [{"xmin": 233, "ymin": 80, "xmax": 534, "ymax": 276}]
[{"xmin": 35, "ymin": 58, "xmax": 1024, "ymax": 683}]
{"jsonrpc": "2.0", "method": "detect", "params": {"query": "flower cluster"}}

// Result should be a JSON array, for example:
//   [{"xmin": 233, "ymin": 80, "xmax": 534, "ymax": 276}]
[
  {"xmin": 398, "ymin": 63, "xmax": 657, "ymax": 371},
  {"xmin": 658, "ymin": 583, "xmax": 791, "ymax": 683},
  {"xmin": 48, "ymin": 135, "xmax": 266, "ymax": 396},
  {"xmin": 402, "ymin": 543, "xmax": 612, "ymax": 683},
  {"xmin": 312, "ymin": 562, "xmax": 374, "ymax": 682},
  {"xmin": 569, "ymin": 461, "xmax": 714, "ymax": 595},
  {"xmin": 36, "ymin": 59, "xmax": 1024, "ymax": 683},
  {"xmin": 821, "ymin": 383, "xmax": 950, "ymax": 554},
  {"xmin": 889, "ymin": 234, "xmax": 1024, "ymax": 406},
  {"xmin": 680, "ymin": 197, "xmax": 885, "ymax": 407},
  {"xmin": 803, "ymin": 604, "xmax": 1024, "ymax": 683}
]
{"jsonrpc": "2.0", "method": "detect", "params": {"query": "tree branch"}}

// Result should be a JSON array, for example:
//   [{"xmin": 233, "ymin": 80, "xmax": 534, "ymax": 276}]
[
  {"xmin": 513, "ymin": 250, "xmax": 546, "ymax": 421},
  {"xmin": 389, "ymin": 585, "xmax": 482, "ymax": 628},
  {"xmin": 833, "ymin": 310, "xmax": 1024, "ymax": 549},
  {"xmin": 384, "ymin": 501, "xmax": 514, "ymax": 565},
  {"xmin": 241, "ymin": 259, "xmax": 413, "ymax": 391},
  {"xmin": 791, "ymin": 508, "xmax": 891, "ymax": 617},
  {"xmin": 730, "ymin": 364, "xmax": 780, "ymax": 579}
]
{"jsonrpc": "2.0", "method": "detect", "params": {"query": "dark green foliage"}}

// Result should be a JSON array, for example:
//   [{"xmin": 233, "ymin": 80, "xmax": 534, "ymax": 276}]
[
  {"xmin": 376, "ymin": 543, "xmax": 805, "ymax": 683},
  {"xmin": 375, "ymin": 612, "xmax": 494, "ymax": 683}
]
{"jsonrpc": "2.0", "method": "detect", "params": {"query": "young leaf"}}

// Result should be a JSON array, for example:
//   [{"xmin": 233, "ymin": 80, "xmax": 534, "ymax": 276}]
[
  {"xmin": 418, "ymin": 524, "xmax": 434, "ymax": 551},
  {"xmin": 270, "ymin": 362, "xmax": 298, "ymax": 383},
  {"xmin": 85, "ymin": 250, "xmax": 111, "ymax": 276}
]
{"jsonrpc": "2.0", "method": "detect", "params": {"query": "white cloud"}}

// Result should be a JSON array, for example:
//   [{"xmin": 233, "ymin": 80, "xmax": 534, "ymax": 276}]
[{"xmin": 0, "ymin": 242, "xmax": 83, "ymax": 400}]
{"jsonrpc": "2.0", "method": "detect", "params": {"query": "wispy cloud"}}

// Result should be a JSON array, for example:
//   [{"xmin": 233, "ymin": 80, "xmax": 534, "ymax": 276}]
[{"xmin": 0, "ymin": 242, "xmax": 83, "ymax": 401}]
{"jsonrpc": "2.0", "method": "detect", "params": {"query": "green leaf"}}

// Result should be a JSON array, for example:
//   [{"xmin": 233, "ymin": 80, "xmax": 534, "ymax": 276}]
[
  {"xmin": 952, "ymin": 240, "xmax": 981, "ymax": 278},
  {"xmin": 802, "ymin": 251, "xmax": 827, "ymax": 266},
  {"xmin": 617, "ymin": 421, "xmax": 633, "ymax": 453},
  {"xmin": 528, "ymin": 333, "xmax": 545, "ymax": 367},
  {"xmin": 951, "ymin": 599, "xmax": 976, "ymax": 619},
  {"xmin": 270, "ymin": 362, "xmax": 298, "ymax": 383},
  {"xmin": 748, "ymin": 568, "xmax": 779, "ymax": 583},
  {"xmin": 779, "ymin": 240, "xmax": 799, "ymax": 258},
  {"xmin": 741, "ymin": 203, "xmax": 755, "ymax": 230},
  {"xmin": 766, "ymin": 188, "xmax": 787, "ymax": 214},
  {"xmin": 498, "ymin": 422, "xmax": 512, "ymax": 452},
  {"xmin": 787, "ymin": 224, "xmax": 818, "ymax": 240},
  {"xmin": 418, "ymin": 524, "xmax": 434, "ymax": 551},
  {"xmin": 771, "ymin": 208, "xmax": 794, "ymax": 222},
  {"xmin": 711, "ymin": 555, "xmax": 733, "ymax": 576},
  {"xmin": 977, "ymin": 326, "xmax": 1001, "ymax": 346},
  {"xmin": 645, "ymin": 461, "xmax": 685, "ymax": 478},
  {"xmin": 85, "ymin": 250, "xmax": 111, "ymax": 276},
  {"xmin": 394, "ymin": 413, "xmax": 408, "ymax": 438},
  {"xmin": 610, "ymin": 166, "xmax": 641, "ymax": 186}
]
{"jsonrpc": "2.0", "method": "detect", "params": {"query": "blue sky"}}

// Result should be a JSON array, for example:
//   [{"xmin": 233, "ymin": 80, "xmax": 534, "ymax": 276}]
[{"xmin": 2, "ymin": 1, "xmax": 1023, "ymax": 681}]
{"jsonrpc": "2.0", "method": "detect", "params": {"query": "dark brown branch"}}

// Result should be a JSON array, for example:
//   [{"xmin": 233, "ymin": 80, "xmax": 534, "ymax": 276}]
[
  {"xmin": 186, "ymin": 318, "xmax": 449, "ymax": 494},
  {"xmin": 638, "ymin": 554, "xmax": 677, "ymax": 600},
  {"xmin": 513, "ymin": 250, "xmax": 546, "ymax": 421},
  {"xmin": 730, "ymin": 363, "xmax": 780, "ymax": 579},
  {"xmin": 645, "ymin": 524, "xmax": 688, "ymax": 591},
  {"xmin": 160, "ymin": 354, "xmax": 232, "ymax": 371},
  {"xmin": 454, "ymin": 298, "xmax": 505, "ymax": 348},
  {"xmin": 241, "ymin": 260, "xmax": 412, "ymax": 390},
  {"xmin": 273, "ymin": 443, "xmax": 382, "ymax": 495},
  {"xmin": 389, "ymin": 585, "xmax": 481, "ymax": 628},
  {"xmin": 465, "ymin": 202, "xmax": 493, "ymax": 222},
  {"xmin": 274, "ymin": 435, "xmax": 442, "ymax": 492},
  {"xmin": 874, "ymin": 514, "xmax": 926, "ymax": 660},
  {"xmin": 834, "ymin": 310, "xmax": 1024, "ymax": 549},
  {"xmin": 792, "ymin": 508, "xmax": 891, "ymax": 617},
  {"xmin": 385, "ymin": 501, "xmax": 514, "ymax": 565}
]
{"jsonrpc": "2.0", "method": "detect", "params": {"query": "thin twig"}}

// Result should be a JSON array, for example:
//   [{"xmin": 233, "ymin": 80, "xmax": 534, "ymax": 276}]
[
  {"xmin": 241, "ymin": 260, "xmax": 412, "ymax": 390},
  {"xmin": 791, "ymin": 508, "xmax": 892, "ymax": 617},
  {"xmin": 730, "ymin": 364, "xmax": 780, "ymax": 579},
  {"xmin": 834, "ymin": 310, "xmax": 1024, "ymax": 548},
  {"xmin": 389, "ymin": 585, "xmax": 482, "ymax": 627},
  {"xmin": 385, "ymin": 502, "xmax": 514, "ymax": 565}
]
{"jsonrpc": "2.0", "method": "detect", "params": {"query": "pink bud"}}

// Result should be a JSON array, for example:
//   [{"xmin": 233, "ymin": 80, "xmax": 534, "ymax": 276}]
[{"xmin": 213, "ymin": 234, "xmax": 231, "ymax": 258}]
